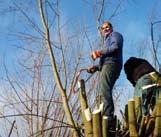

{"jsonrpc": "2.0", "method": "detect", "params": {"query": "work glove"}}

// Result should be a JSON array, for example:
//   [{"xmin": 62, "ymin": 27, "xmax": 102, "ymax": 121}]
[
  {"xmin": 87, "ymin": 66, "xmax": 99, "ymax": 74},
  {"xmin": 90, "ymin": 50, "xmax": 102, "ymax": 60}
]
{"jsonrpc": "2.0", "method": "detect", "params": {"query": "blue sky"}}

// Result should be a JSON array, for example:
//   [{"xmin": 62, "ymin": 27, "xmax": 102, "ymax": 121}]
[
  {"xmin": 0, "ymin": 0, "xmax": 161, "ymax": 116},
  {"xmin": 0, "ymin": 0, "xmax": 160, "ymax": 91},
  {"xmin": 0, "ymin": 0, "xmax": 161, "ymax": 62},
  {"xmin": 0, "ymin": 1, "xmax": 161, "ymax": 81}
]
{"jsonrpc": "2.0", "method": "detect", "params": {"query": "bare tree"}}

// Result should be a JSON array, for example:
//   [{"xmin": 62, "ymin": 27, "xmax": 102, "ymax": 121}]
[{"xmin": 0, "ymin": 0, "xmax": 126, "ymax": 136}]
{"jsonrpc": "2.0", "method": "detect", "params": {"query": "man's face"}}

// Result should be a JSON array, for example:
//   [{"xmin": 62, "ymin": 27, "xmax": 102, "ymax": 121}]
[{"xmin": 101, "ymin": 23, "xmax": 112, "ymax": 37}]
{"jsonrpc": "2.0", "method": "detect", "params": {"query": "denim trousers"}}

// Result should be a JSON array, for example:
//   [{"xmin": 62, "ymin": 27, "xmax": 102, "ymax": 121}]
[
  {"xmin": 99, "ymin": 63, "xmax": 122, "ymax": 119},
  {"xmin": 134, "ymin": 73, "xmax": 160, "ymax": 115}
]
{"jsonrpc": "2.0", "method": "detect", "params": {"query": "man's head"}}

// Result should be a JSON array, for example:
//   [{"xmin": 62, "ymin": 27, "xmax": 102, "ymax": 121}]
[{"xmin": 101, "ymin": 21, "xmax": 113, "ymax": 37}]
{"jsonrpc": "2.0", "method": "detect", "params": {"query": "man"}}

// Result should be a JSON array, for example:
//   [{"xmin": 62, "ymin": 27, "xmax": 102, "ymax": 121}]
[
  {"xmin": 87, "ymin": 21, "xmax": 123, "ymax": 129},
  {"xmin": 124, "ymin": 57, "xmax": 161, "ymax": 115}
]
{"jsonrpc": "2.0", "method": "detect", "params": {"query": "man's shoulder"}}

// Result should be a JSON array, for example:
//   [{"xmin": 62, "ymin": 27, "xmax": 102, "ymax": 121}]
[
  {"xmin": 111, "ymin": 31, "xmax": 122, "ymax": 36},
  {"xmin": 111, "ymin": 31, "xmax": 123, "ymax": 40}
]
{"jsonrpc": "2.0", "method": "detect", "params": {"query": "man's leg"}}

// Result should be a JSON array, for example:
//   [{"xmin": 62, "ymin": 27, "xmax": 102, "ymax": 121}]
[{"xmin": 99, "ymin": 63, "xmax": 121, "ymax": 127}]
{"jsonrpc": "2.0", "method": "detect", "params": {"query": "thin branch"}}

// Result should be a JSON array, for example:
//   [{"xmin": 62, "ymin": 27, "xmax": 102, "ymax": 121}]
[
  {"xmin": 32, "ymin": 125, "xmax": 82, "ymax": 137},
  {"xmin": 56, "ymin": 1, "xmax": 68, "ymax": 90},
  {"xmin": 97, "ymin": 0, "xmax": 105, "ymax": 24},
  {"xmin": 41, "ymin": 84, "xmax": 57, "ymax": 136},
  {"xmin": 0, "ymin": 112, "xmax": 17, "ymax": 131},
  {"xmin": 150, "ymin": 21, "xmax": 161, "ymax": 68},
  {"xmin": 8, "ymin": 120, "xmax": 16, "ymax": 137},
  {"xmin": 108, "ymin": 0, "xmax": 124, "ymax": 20},
  {"xmin": 3, "ymin": 99, "xmax": 62, "ymax": 109},
  {"xmin": 3, "ymin": 63, "xmax": 30, "ymax": 112},
  {"xmin": 0, "ymin": 113, "xmax": 72, "ymax": 126},
  {"xmin": 11, "ymin": 0, "xmax": 44, "ymax": 36}
]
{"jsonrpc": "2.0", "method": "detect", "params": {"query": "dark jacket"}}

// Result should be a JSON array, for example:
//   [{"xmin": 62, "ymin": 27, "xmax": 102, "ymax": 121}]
[{"xmin": 124, "ymin": 57, "xmax": 157, "ymax": 86}]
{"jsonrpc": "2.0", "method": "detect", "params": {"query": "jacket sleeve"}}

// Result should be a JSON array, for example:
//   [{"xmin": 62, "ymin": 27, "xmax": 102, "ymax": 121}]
[{"xmin": 100, "ymin": 32, "xmax": 123, "ymax": 55}]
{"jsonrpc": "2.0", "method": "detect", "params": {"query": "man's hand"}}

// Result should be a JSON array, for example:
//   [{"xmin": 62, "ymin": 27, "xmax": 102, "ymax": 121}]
[
  {"xmin": 90, "ymin": 50, "xmax": 102, "ymax": 60},
  {"xmin": 87, "ymin": 66, "xmax": 99, "ymax": 74}
]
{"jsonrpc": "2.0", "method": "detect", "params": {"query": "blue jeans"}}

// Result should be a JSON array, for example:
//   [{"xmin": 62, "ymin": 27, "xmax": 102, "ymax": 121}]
[
  {"xmin": 135, "ymin": 73, "xmax": 160, "ymax": 115},
  {"xmin": 99, "ymin": 63, "xmax": 122, "ymax": 119}
]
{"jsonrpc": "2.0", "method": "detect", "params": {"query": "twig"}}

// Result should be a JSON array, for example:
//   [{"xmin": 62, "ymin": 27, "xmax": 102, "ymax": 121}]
[{"xmin": 8, "ymin": 120, "xmax": 16, "ymax": 137}]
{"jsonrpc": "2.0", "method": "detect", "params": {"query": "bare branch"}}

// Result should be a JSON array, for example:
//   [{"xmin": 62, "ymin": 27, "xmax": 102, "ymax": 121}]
[{"xmin": 8, "ymin": 120, "xmax": 16, "ymax": 137}]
